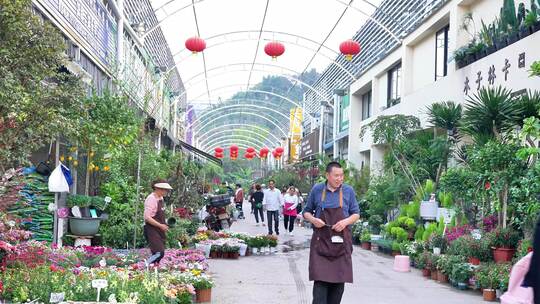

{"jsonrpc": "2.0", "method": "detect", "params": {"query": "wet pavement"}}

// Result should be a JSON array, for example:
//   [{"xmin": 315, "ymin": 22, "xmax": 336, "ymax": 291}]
[{"xmin": 207, "ymin": 202, "xmax": 485, "ymax": 304}]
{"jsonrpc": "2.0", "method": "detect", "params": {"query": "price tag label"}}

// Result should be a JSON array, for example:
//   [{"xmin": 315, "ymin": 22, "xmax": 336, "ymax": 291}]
[
  {"xmin": 92, "ymin": 279, "xmax": 108, "ymax": 289},
  {"xmin": 50, "ymin": 292, "xmax": 65, "ymax": 303}
]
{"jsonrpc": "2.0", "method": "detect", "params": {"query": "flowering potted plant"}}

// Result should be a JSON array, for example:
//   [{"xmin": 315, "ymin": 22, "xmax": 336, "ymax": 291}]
[
  {"xmin": 487, "ymin": 227, "xmax": 520, "ymax": 263},
  {"xmin": 267, "ymin": 235, "xmax": 278, "ymax": 253},
  {"xmin": 192, "ymin": 275, "xmax": 214, "ymax": 303}
]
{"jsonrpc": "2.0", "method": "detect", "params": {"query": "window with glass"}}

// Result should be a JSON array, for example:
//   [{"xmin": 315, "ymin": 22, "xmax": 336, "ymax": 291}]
[
  {"xmin": 387, "ymin": 63, "xmax": 401, "ymax": 107},
  {"xmin": 435, "ymin": 25, "xmax": 449, "ymax": 81},
  {"xmin": 361, "ymin": 91, "xmax": 372, "ymax": 120}
]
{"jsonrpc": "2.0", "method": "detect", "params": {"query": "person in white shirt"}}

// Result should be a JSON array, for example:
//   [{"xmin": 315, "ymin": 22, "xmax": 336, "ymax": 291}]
[
  {"xmin": 262, "ymin": 179, "xmax": 284, "ymax": 235},
  {"xmin": 283, "ymin": 186, "xmax": 299, "ymax": 236}
]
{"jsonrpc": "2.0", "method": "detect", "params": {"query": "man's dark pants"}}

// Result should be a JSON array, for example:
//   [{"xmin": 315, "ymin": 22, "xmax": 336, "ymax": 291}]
[{"xmin": 266, "ymin": 210, "xmax": 279, "ymax": 235}]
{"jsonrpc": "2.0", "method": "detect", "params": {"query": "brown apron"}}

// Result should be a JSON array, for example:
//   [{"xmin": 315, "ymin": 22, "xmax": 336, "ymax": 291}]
[
  {"xmin": 309, "ymin": 188, "xmax": 353, "ymax": 283},
  {"xmin": 144, "ymin": 198, "xmax": 166, "ymax": 254}
]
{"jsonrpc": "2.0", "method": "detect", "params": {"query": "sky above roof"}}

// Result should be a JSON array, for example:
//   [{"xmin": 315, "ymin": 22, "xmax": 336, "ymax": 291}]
[{"xmin": 150, "ymin": 0, "xmax": 382, "ymax": 108}]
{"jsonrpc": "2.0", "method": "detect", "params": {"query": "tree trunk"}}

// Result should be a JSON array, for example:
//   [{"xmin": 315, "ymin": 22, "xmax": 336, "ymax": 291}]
[{"xmin": 502, "ymin": 183, "xmax": 508, "ymax": 228}]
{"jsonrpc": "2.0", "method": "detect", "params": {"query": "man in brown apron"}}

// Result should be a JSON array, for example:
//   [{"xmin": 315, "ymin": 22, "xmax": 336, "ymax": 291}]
[
  {"xmin": 143, "ymin": 180, "xmax": 173, "ymax": 266},
  {"xmin": 303, "ymin": 162, "xmax": 360, "ymax": 304}
]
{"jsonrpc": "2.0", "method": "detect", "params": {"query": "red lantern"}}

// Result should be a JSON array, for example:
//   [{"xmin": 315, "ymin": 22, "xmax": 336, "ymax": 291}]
[
  {"xmin": 339, "ymin": 39, "xmax": 360, "ymax": 61},
  {"xmin": 275, "ymin": 147, "xmax": 284, "ymax": 154},
  {"xmin": 185, "ymin": 37, "xmax": 206, "ymax": 53},
  {"xmin": 214, "ymin": 152, "xmax": 223, "ymax": 159},
  {"xmin": 264, "ymin": 41, "xmax": 285, "ymax": 59},
  {"xmin": 214, "ymin": 147, "xmax": 224, "ymax": 153},
  {"xmin": 246, "ymin": 147, "xmax": 255, "ymax": 153},
  {"xmin": 485, "ymin": 181, "xmax": 491, "ymax": 190},
  {"xmin": 230, "ymin": 145, "xmax": 239, "ymax": 152}
]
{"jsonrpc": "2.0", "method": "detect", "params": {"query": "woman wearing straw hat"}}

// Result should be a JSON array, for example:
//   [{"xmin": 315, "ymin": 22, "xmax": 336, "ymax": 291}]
[{"xmin": 143, "ymin": 179, "xmax": 173, "ymax": 266}]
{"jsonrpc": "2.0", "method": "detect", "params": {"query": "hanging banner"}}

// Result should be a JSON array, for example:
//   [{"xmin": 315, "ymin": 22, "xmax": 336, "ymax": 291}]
[{"xmin": 289, "ymin": 108, "xmax": 303, "ymax": 162}]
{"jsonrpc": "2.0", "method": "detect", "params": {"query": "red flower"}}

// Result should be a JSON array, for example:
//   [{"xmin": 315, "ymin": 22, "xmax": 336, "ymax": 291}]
[
  {"xmin": 485, "ymin": 181, "xmax": 491, "ymax": 190},
  {"xmin": 50, "ymin": 264, "xmax": 58, "ymax": 272}
]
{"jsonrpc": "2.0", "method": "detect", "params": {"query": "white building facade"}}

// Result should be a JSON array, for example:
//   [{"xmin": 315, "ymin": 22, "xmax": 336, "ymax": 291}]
[{"xmin": 346, "ymin": 0, "xmax": 540, "ymax": 173}]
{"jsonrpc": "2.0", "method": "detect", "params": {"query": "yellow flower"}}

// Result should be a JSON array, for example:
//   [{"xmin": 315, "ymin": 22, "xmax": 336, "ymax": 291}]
[
  {"xmin": 73, "ymin": 160, "xmax": 79, "ymax": 166},
  {"xmin": 95, "ymin": 166, "xmax": 100, "ymax": 171},
  {"xmin": 68, "ymin": 156, "xmax": 73, "ymax": 161},
  {"xmin": 60, "ymin": 155, "xmax": 65, "ymax": 162},
  {"xmin": 103, "ymin": 166, "xmax": 110, "ymax": 171}
]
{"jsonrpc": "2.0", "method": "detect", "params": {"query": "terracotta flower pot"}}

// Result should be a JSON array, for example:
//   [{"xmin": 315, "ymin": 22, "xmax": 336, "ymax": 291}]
[
  {"xmin": 468, "ymin": 257, "xmax": 480, "ymax": 265},
  {"xmin": 431, "ymin": 270, "xmax": 438, "ymax": 280},
  {"xmin": 483, "ymin": 289, "xmax": 496, "ymax": 301},
  {"xmin": 361, "ymin": 242, "xmax": 371, "ymax": 250},
  {"xmin": 196, "ymin": 288, "xmax": 212, "ymax": 303},
  {"xmin": 231, "ymin": 252, "xmax": 239, "ymax": 259},
  {"xmin": 438, "ymin": 272, "xmax": 449, "ymax": 283},
  {"xmin": 492, "ymin": 247, "xmax": 515, "ymax": 263},
  {"xmin": 422, "ymin": 269, "xmax": 431, "ymax": 277},
  {"xmin": 210, "ymin": 251, "xmax": 218, "ymax": 259}
]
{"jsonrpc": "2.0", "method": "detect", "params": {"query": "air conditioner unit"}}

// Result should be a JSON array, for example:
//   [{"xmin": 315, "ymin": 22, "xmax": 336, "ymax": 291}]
[{"xmin": 68, "ymin": 41, "xmax": 81, "ymax": 62}]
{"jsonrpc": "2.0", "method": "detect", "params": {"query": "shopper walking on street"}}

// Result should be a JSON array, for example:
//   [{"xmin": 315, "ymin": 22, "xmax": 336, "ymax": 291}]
[
  {"xmin": 143, "ymin": 179, "xmax": 173, "ymax": 266},
  {"xmin": 262, "ymin": 179, "xmax": 283, "ymax": 235},
  {"xmin": 248, "ymin": 183, "xmax": 256, "ymax": 214},
  {"xmin": 235, "ymin": 184, "xmax": 245, "ymax": 219},
  {"xmin": 303, "ymin": 161, "xmax": 360, "ymax": 304},
  {"xmin": 251, "ymin": 184, "xmax": 265, "ymax": 226},
  {"xmin": 283, "ymin": 186, "xmax": 299, "ymax": 236}
]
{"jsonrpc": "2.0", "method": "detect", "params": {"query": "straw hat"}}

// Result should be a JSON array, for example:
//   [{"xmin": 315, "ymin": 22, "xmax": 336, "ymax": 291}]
[{"xmin": 154, "ymin": 182, "xmax": 173, "ymax": 190}]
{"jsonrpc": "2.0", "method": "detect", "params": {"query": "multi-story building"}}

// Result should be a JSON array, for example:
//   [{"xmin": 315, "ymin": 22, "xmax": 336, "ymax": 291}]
[
  {"xmin": 32, "ymin": 0, "xmax": 184, "ymax": 149},
  {"xmin": 303, "ymin": 0, "xmax": 449, "ymax": 160},
  {"xmin": 305, "ymin": 0, "xmax": 540, "ymax": 174},
  {"xmin": 347, "ymin": 0, "xmax": 540, "ymax": 173}
]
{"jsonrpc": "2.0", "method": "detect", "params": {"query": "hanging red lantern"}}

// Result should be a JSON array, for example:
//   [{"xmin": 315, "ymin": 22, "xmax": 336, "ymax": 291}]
[
  {"xmin": 275, "ymin": 147, "xmax": 284, "ymax": 154},
  {"xmin": 214, "ymin": 147, "xmax": 224, "ymax": 153},
  {"xmin": 339, "ymin": 39, "xmax": 360, "ymax": 61},
  {"xmin": 214, "ymin": 152, "xmax": 223, "ymax": 159},
  {"xmin": 185, "ymin": 37, "xmax": 206, "ymax": 53},
  {"xmin": 246, "ymin": 147, "xmax": 255, "ymax": 153},
  {"xmin": 264, "ymin": 41, "xmax": 285, "ymax": 59},
  {"xmin": 230, "ymin": 145, "xmax": 239, "ymax": 152},
  {"xmin": 260, "ymin": 147, "xmax": 269, "ymax": 155}
]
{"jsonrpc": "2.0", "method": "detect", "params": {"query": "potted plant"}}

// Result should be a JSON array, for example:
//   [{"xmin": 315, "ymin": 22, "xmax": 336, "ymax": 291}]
[
  {"xmin": 451, "ymin": 263, "xmax": 472, "ymax": 290},
  {"xmin": 476, "ymin": 263, "xmax": 498, "ymax": 301},
  {"xmin": 463, "ymin": 235, "xmax": 491, "ymax": 265},
  {"xmin": 267, "ymin": 235, "xmax": 278, "ymax": 253},
  {"xmin": 522, "ymin": 10, "xmax": 537, "ymax": 36},
  {"xmin": 435, "ymin": 255, "xmax": 449, "ymax": 283},
  {"xmin": 360, "ymin": 230, "xmax": 371, "ymax": 250},
  {"xmin": 210, "ymin": 245, "xmax": 221, "ymax": 259},
  {"xmin": 453, "ymin": 46, "xmax": 468, "ymax": 69},
  {"xmin": 430, "ymin": 254, "xmax": 439, "ymax": 280},
  {"xmin": 430, "ymin": 234, "xmax": 447, "ymax": 255},
  {"xmin": 229, "ymin": 245, "xmax": 240, "ymax": 259},
  {"xmin": 416, "ymin": 252, "xmax": 429, "ymax": 277},
  {"xmin": 67, "ymin": 194, "xmax": 93, "ymax": 217},
  {"xmin": 193, "ymin": 276, "xmax": 214, "ymax": 303},
  {"xmin": 391, "ymin": 242, "xmax": 401, "ymax": 256},
  {"xmin": 488, "ymin": 227, "xmax": 520, "ymax": 263}
]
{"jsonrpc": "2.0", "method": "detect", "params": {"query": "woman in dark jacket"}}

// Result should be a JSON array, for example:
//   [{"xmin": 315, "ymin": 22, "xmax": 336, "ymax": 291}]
[{"xmin": 525, "ymin": 215, "xmax": 540, "ymax": 304}]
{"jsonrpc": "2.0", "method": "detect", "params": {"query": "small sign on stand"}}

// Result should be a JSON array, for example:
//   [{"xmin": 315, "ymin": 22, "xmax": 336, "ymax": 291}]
[
  {"xmin": 50, "ymin": 292, "xmax": 65, "ymax": 303},
  {"xmin": 92, "ymin": 279, "xmax": 108, "ymax": 302}
]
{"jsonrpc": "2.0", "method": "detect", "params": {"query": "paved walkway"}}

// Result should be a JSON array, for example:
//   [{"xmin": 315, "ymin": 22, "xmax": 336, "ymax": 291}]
[{"xmin": 208, "ymin": 202, "xmax": 485, "ymax": 304}]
